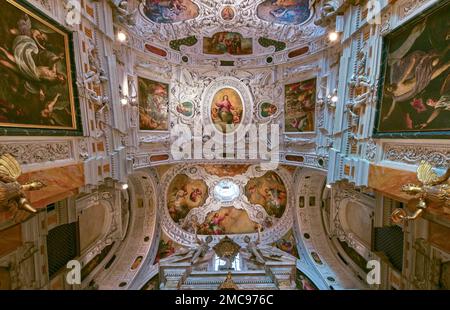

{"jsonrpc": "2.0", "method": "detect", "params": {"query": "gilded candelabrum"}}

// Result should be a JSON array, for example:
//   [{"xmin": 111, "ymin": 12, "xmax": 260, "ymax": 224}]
[
  {"xmin": 392, "ymin": 161, "xmax": 450, "ymax": 224},
  {"xmin": 0, "ymin": 154, "xmax": 45, "ymax": 214}
]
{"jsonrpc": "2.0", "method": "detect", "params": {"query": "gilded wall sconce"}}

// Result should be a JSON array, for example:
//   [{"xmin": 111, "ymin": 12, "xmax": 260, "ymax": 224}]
[
  {"xmin": 392, "ymin": 161, "xmax": 450, "ymax": 224},
  {"xmin": 0, "ymin": 154, "xmax": 46, "ymax": 214}
]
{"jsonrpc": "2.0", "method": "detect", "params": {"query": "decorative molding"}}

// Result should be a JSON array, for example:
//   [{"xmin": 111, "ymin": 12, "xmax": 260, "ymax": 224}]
[
  {"xmin": 365, "ymin": 139, "xmax": 377, "ymax": 162},
  {"xmin": 383, "ymin": 143, "xmax": 450, "ymax": 167},
  {"xmin": 398, "ymin": 0, "xmax": 428, "ymax": 20},
  {"xmin": 0, "ymin": 142, "xmax": 73, "ymax": 165}
]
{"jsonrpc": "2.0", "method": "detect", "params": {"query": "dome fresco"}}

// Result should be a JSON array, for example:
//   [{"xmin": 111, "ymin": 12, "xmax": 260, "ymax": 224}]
[
  {"xmin": 166, "ymin": 174, "xmax": 208, "ymax": 224},
  {"xmin": 163, "ymin": 166, "xmax": 291, "ymax": 236},
  {"xmin": 245, "ymin": 171, "xmax": 287, "ymax": 219}
]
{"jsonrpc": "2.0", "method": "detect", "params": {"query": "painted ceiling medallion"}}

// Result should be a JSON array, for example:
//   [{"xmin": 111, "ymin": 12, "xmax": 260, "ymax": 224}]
[
  {"xmin": 213, "ymin": 180, "xmax": 240, "ymax": 203},
  {"xmin": 221, "ymin": 6, "xmax": 236, "ymax": 21},
  {"xmin": 259, "ymin": 102, "xmax": 279, "ymax": 119},
  {"xmin": 202, "ymin": 77, "xmax": 253, "ymax": 138},
  {"xmin": 211, "ymin": 87, "xmax": 244, "ymax": 134}
]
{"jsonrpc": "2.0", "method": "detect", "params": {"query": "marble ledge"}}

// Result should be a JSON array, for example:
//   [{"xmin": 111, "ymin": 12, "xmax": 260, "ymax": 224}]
[
  {"xmin": 368, "ymin": 164, "xmax": 418, "ymax": 202},
  {"xmin": 18, "ymin": 163, "xmax": 85, "ymax": 209}
]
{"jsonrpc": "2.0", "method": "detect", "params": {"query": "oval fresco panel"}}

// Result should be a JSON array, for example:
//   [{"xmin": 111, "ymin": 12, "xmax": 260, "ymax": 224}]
[
  {"xmin": 211, "ymin": 88, "xmax": 244, "ymax": 134},
  {"xmin": 176, "ymin": 101, "xmax": 194, "ymax": 117},
  {"xmin": 257, "ymin": 0, "xmax": 311, "ymax": 25},
  {"xmin": 221, "ymin": 6, "xmax": 235, "ymax": 21},
  {"xmin": 198, "ymin": 207, "xmax": 259, "ymax": 235},
  {"xmin": 167, "ymin": 174, "xmax": 208, "ymax": 224},
  {"xmin": 259, "ymin": 102, "xmax": 278, "ymax": 118},
  {"xmin": 245, "ymin": 171, "xmax": 287, "ymax": 218},
  {"xmin": 142, "ymin": 0, "xmax": 199, "ymax": 23}
]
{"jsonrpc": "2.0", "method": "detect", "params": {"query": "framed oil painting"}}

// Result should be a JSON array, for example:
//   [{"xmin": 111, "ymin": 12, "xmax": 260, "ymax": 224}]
[
  {"xmin": 137, "ymin": 76, "xmax": 169, "ymax": 131},
  {"xmin": 0, "ymin": 0, "xmax": 80, "ymax": 135},
  {"xmin": 203, "ymin": 32, "xmax": 253, "ymax": 56},
  {"xmin": 375, "ymin": 1, "xmax": 450, "ymax": 138},
  {"xmin": 284, "ymin": 78, "xmax": 317, "ymax": 133}
]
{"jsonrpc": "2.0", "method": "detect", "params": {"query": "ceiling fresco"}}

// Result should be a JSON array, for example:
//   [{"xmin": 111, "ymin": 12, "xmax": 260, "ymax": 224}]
[
  {"xmin": 133, "ymin": 0, "xmax": 324, "ymax": 48},
  {"xmin": 257, "ymin": 0, "xmax": 312, "ymax": 25},
  {"xmin": 167, "ymin": 174, "xmax": 208, "ymax": 224},
  {"xmin": 201, "ymin": 164, "xmax": 251, "ymax": 177},
  {"xmin": 161, "ymin": 165, "xmax": 294, "ymax": 242},
  {"xmin": 203, "ymin": 32, "xmax": 253, "ymax": 56},
  {"xmin": 245, "ymin": 171, "xmax": 287, "ymax": 218},
  {"xmin": 141, "ymin": 0, "xmax": 199, "ymax": 23},
  {"xmin": 198, "ymin": 207, "xmax": 259, "ymax": 235}
]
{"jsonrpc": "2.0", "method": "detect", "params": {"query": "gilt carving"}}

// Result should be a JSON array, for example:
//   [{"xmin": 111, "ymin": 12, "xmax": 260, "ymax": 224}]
[
  {"xmin": 0, "ymin": 154, "xmax": 45, "ymax": 214},
  {"xmin": 392, "ymin": 161, "xmax": 450, "ymax": 223}
]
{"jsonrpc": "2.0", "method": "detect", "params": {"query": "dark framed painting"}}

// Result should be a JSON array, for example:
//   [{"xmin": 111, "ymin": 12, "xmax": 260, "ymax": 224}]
[
  {"xmin": 137, "ymin": 76, "xmax": 169, "ymax": 131},
  {"xmin": 0, "ymin": 0, "xmax": 81, "ymax": 136},
  {"xmin": 374, "ymin": 1, "xmax": 450, "ymax": 139}
]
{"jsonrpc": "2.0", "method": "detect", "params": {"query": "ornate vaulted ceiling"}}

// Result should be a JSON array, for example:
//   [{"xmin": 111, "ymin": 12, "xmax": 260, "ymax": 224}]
[
  {"xmin": 1, "ymin": 0, "xmax": 449, "ymax": 293},
  {"xmin": 125, "ymin": 0, "xmax": 325, "ymax": 69}
]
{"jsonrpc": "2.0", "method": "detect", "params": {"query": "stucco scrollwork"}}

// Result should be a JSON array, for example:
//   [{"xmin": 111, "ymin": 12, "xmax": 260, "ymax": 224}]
[
  {"xmin": 383, "ymin": 143, "xmax": 450, "ymax": 168},
  {"xmin": 134, "ymin": 0, "xmax": 322, "ymax": 44},
  {"xmin": 0, "ymin": 142, "xmax": 73, "ymax": 165}
]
